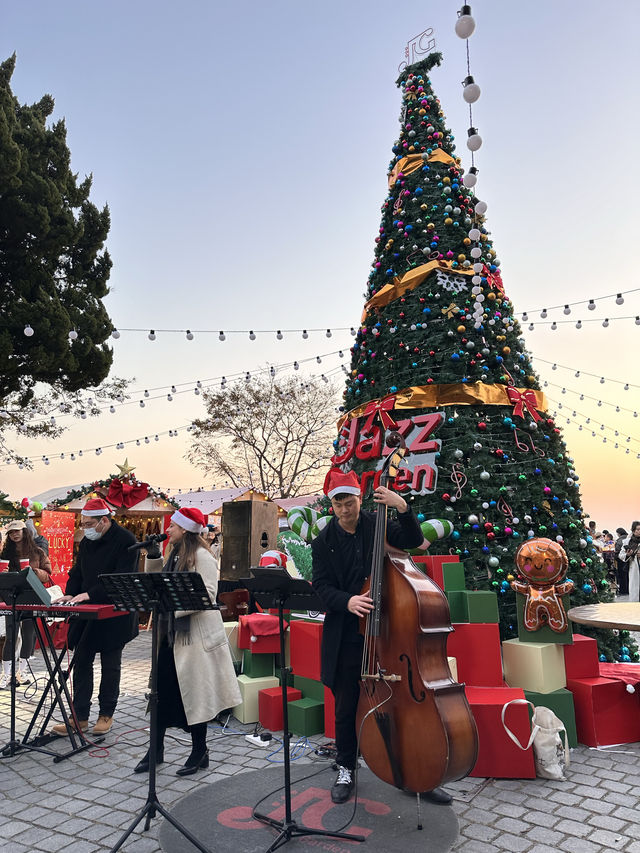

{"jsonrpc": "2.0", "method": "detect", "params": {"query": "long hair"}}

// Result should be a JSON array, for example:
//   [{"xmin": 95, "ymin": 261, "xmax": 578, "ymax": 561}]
[
  {"xmin": 168, "ymin": 531, "xmax": 211, "ymax": 571},
  {"xmin": 0, "ymin": 526, "xmax": 40, "ymax": 570}
]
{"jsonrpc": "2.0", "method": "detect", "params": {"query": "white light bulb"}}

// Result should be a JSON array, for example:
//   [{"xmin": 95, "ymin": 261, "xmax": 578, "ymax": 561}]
[
  {"xmin": 186, "ymin": 330, "xmax": 194, "ymax": 341},
  {"xmin": 302, "ymin": 330, "xmax": 309, "ymax": 339},
  {"xmin": 68, "ymin": 330, "xmax": 78, "ymax": 341},
  {"xmin": 111, "ymin": 329, "xmax": 120, "ymax": 339},
  {"xmin": 616, "ymin": 293, "xmax": 624, "ymax": 305},
  {"xmin": 276, "ymin": 330, "xmax": 283, "ymax": 340},
  {"xmin": 219, "ymin": 331, "xmax": 226, "ymax": 341},
  {"xmin": 455, "ymin": 6, "xmax": 476, "ymax": 39},
  {"xmin": 148, "ymin": 330, "xmax": 156, "ymax": 341},
  {"xmin": 474, "ymin": 200, "xmax": 487, "ymax": 215},
  {"xmin": 469, "ymin": 228, "xmax": 481, "ymax": 241},
  {"xmin": 462, "ymin": 76, "xmax": 481, "ymax": 103},
  {"xmin": 23, "ymin": 324, "xmax": 34, "ymax": 337},
  {"xmin": 249, "ymin": 330, "xmax": 256, "ymax": 340},
  {"xmin": 466, "ymin": 128, "xmax": 482, "ymax": 151}
]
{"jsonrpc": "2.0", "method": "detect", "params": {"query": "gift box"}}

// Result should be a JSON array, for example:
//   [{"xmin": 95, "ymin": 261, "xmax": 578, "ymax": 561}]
[
  {"xmin": 232, "ymin": 674, "xmax": 280, "ymax": 724},
  {"xmin": 242, "ymin": 649, "xmax": 275, "ymax": 678},
  {"xmin": 447, "ymin": 623, "xmax": 503, "ymax": 686},
  {"xmin": 465, "ymin": 686, "xmax": 536, "ymax": 778},
  {"xmin": 224, "ymin": 621, "xmax": 241, "ymax": 665},
  {"xmin": 446, "ymin": 590, "xmax": 499, "ymax": 624},
  {"xmin": 412, "ymin": 555, "xmax": 463, "ymax": 591},
  {"xmin": 288, "ymin": 697, "xmax": 325, "ymax": 737},
  {"xmin": 447, "ymin": 656, "xmax": 458, "ymax": 683},
  {"xmin": 563, "ymin": 633, "xmax": 599, "ymax": 679},
  {"xmin": 524, "ymin": 687, "xmax": 578, "ymax": 748},
  {"xmin": 567, "ymin": 676, "xmax": 640, "ymax": 747},
  {"xmin": 290, "ymin": 620, "xmax": 322, "ymax": 681},
  {"xmin": 238, "ymin": 613, "xmax": 283, "ymax": 654},
  {"xmin": 258, "ymin": 686, "xmax": 302, "ymax": 731},
  {"xmin": 324, "ymin": 686, "xmax": 335, "ymax": 739},
  {"xmin": 502, "ymin": 638, "xmax": 566, "ymax": 694},
  {"xmin": 293, "ymin": 674, "xmax": 325, "ymax": 702}
]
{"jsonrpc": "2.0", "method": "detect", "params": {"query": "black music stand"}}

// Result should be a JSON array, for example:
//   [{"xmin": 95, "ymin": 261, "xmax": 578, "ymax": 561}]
[
  {"xmin": 243, "ymin": 567, "xmax": 364, "ymax": 852},
  {"xmin": 99, "ymin": 571, "xmax": 216, "ymax": 853},
  {"xmin": 0, "ymin": 569, "xmax": 51, "ymax": 759}
]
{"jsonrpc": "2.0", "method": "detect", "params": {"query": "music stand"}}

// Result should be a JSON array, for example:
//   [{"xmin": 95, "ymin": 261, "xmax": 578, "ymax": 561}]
[
  {"xmin": 243, "ymin": 567, "xmax": 365, "ymax": 852},
  {"xmin": 0, "ymin": 569, "xmax": 51, "ymax": 759},
  {"xmin": 99, "ymin": 571, "xmax": 216, "ymax": 853}
]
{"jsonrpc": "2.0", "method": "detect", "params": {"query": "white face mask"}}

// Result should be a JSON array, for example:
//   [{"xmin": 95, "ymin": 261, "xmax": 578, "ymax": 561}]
[{"xmin": 83, "ymin": 525, "xmax": 103, "ymax": 541}]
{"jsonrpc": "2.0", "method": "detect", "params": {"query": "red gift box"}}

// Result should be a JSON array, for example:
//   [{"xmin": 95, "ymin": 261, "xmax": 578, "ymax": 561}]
[
  {"xmin": 563, "ymin": 634, "xmax": 599, "ymax": 679},
  {"xmin": 466, "ymin": 686, "xmax": 536, "ymax": 778},
  {"xmin": 447, "ymin": 623, "xmax": 503, "ymax": 686},
  {"xmin": 324, "ymin": 686, "xmax": 335, "ymax": 739},
  {"xmin": 290, "ymin": 621, "xmax": 323, "ymax": 681},
  {"xmin": 567, "ymin": 676, "xmax": 640, "ymax": 746},
  {"xmin": 258, "ymin": 686, "xmax": 302, "ymax": 732},
  {"xmin": 238, "ymin": 613, "xmax": 283, "ymax": 654},
  {"xmin": 412, "ymin": 555, "xmax": 459, "ymax": 590}
]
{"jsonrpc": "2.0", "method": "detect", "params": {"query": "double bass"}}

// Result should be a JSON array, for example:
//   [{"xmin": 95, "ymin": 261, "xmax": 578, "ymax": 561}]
[{"xmin": 356, "ymin": 433, "xmax": 478, "ymax": 793}]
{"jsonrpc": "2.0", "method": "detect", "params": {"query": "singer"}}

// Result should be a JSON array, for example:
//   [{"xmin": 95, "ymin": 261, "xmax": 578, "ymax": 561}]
[{"xmin": 52, "ymin": 498, "xmax": 139, "ymax": 737}]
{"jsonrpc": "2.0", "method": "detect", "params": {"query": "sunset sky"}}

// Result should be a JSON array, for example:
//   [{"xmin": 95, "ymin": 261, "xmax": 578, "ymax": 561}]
[{"xmin": 1, "ymin": 1, "xmax": 638, "ymax": 532}]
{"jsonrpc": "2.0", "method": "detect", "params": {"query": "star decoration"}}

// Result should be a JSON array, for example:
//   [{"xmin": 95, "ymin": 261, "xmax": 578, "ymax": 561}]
[{"xmin": 116, "ymin": 458, "xmax": 136, "ymax": 478}]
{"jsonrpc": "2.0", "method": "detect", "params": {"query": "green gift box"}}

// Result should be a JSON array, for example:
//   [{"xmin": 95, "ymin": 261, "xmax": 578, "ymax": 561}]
[
  {"xmin": 242, "ymin": 649, "xmax": 275, "ymax": 678},
  {"xmin": 287, "ymin": 697, "xmax": 324, "ymax": 737}
]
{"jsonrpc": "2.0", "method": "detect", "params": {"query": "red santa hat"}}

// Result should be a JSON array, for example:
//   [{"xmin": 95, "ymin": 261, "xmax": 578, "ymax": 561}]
[
  {"xmin": 259, "ymin": 550, "xmax": 288, "ymax": 568},
  {"xmin": 323, "ymin": 468, "xmax": 361, "ymax": 500},
  {"xmin": 81, "ymin": 498, "xmax": 112, "ymax": 517},
  {"xmin": 171, "ymin": 507, "xmax": 206, "ymax": 534}
]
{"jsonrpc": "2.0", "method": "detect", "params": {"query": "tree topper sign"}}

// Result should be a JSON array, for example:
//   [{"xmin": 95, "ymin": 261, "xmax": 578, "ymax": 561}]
[{"xmin": 398, "ymin": 28, "xmax": 436, "ymax": 74}]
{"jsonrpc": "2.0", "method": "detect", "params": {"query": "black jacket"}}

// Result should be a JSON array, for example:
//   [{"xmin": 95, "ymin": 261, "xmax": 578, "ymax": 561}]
[
  {"xmin": 311, "ymin": 508, "xmax": 423, "ymax": 689},
  {"xmin": 65, "ymin": 520, "xmax": 139, "ymax": 652}
]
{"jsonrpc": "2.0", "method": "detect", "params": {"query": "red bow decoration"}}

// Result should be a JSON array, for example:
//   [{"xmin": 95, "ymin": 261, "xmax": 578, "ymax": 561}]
[
  {"xmin": 361, "ymin": 395, "xmax": 398, "ymax": 435},
  {"xmin": 106, "ymin": 478, "xmax": 149, "ymax": 509},
  {"xmin": 506, "ymin": 387, "xmax": 543, "ymax": 422},
  {"xmin": 484, "ymin": 265, "xmax": 505, "ymax": 297}
]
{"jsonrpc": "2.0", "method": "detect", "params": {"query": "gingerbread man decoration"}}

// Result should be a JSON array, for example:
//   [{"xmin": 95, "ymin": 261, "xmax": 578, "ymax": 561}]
[{"xmin": 510, "ymin": 538, "xmax": 573, "ymax": 633}]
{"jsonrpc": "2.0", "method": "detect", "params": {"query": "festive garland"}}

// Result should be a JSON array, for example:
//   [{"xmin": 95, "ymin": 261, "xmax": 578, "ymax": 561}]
[{"xmin": 48, "ymin": 475, "xmax": 179, "ymax": 512}]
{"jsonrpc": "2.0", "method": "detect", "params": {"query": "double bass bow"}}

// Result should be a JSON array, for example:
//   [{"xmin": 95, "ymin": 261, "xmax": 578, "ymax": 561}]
[{"xmin": 356, "ymin": 432, "xmax": 478, "ymax": 794}]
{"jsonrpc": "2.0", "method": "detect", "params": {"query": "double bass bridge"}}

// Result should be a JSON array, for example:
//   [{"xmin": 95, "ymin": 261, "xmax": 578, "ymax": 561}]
[{"xmin": 362, "ymin": 672, "xmax": 402, "ymax": 682}]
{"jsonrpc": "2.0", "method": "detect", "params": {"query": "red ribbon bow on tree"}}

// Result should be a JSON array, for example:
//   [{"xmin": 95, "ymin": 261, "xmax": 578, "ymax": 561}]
[
  {"xmin": 106, "ymin": 478, "xmax": 149, "ymax": 509},
  {"xmin": 361, "ymin": 395, "xmax": 398, "ymax": 435},
  {"xmin": 506, "ymin": 387, "xmax": 543, "ymax": 422}
]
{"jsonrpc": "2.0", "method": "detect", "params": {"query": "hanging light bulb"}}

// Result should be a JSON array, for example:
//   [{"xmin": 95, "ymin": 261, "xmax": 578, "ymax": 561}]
[
  {"xmin": 302, "ymin": 329, "xmax": 309, "ymax": 339},
  {"xmin": 474, "ymin": 200, "xmax": 487, "ymax": 215},
  {"xmin": 588, "ymin": 300, "xmax": 596, "ymax": 310},
  {"xmin": 249, "ymin": 330, "xmax": 256, "ymax": 341},
  {"xmin": 563, "ymin": 305, "xmax": 571, "ymax": 315},
  {"xmin": 600, "ymin": 376, "xmax": 605, "ymax": 384},
  {"xmin": 139, "ymin": 400, "xmax": 145, "ymax": 408},
  {"xmin": 635, "ymin": 317, "xmax": 640, "ymax": 326},
  {"xmin": 326, "ymin": 329, "xmax": 332, "ymax": 338},
  {"xmin": 109, "ymin": 405, "xmax": 115, "ymax": 413},
  {"xmin": 144, "ymin": 389, "xmax": 150, "ymax": 397},
  {"xmin": 350, "ymin": 327, "xmax": 357, "ymax": 336},
  {"xmin": 528, "ymin": 323, "xmax": 534, "ymax": 331},
  {"xmin": 148, "ymin": 330, "xmax": 156, "ymax": 341},
  {"xmin": 575, "ymin": 320, "xmax": 582, "ymax": 329},
  {"xmin": 111, "ymin": 329, "xmax": 120, "ymax": 339},
  {"xmin": 463, "ymin": 166, "xmax": 478, "ymax": 188},
  {"xmin": 276, "ymin": 330, "xmax": 283, "ymax": 340},
  {"xmin": 23, "ymin": 324, "xmax": 34, "ymax": 337},
  {"xmin": 294, "ymin": 361, "xmax": 299, "ymax": 370},
  {"xmin": 316, "ymin": 356, "xmax": 322, "ymax": 364},
  {"xmin": 218, "ymin": 331, "xmax": 226, "ymax": 341},
  {"xmin": 602, "ymin": 318, "xmax": 609, "ymax": 328},
  {"xmin": 466, "ymin": 127, "xmax": 482, "ymax": 151},
  {"xmin": 68, "ymin": 330, "xmax": 78, "ymax": 341},
  {"xmin": 455, "ymin": 5, "xmax": 476, "ymax": 39},
  {"xmin": 186, "ymin": 330, "xmax": 194, "ymax": 341},
  {"xmin": 550, "ymin": 322, "xmax": 557, "ymax": 330},
  {"xmin": 540, "ymin": 309, "xmax": 547, "ymax": 319},
  {"xmin": 338, "ymin": 350, "xmax": 344, "ymax": 358},
  {"xmin": 462, "ymin": 75, "xmax": 481, "ymax": 103},
  {"xmin": 221, "ymin": 376, "xmax": 227, "ymax": 387},
  {"xmin": 616, "ymin": 293, "xmax": 624, "ymax": 305}
]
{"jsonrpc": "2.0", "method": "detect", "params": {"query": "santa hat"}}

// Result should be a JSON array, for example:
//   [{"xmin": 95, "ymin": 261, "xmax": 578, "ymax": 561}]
[
  {"xmin": 259, "ymin": 550, "xmax": 288, "ymax": 568},
  {"xmin": 81, "ymin": 498, "xmax": 112, "ymax": 517},
  {"xmin": 323, "ymin": 468, "xmax": 361, "ymax": 500},
  {"xmin": 171, "ymin": 507, "xmax": 206, "ymax": 534}
]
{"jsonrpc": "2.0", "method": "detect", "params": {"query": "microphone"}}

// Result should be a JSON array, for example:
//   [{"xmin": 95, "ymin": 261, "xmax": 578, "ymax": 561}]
[{"xmin": 128, "ymin": 532, "xmax": 168, "ymax": 552}]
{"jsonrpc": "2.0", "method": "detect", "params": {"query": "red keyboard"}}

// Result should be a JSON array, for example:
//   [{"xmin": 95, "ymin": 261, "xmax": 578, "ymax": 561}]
[{"xmin": 0, "ymin": 602, "xmax": 128, "ymax": 620}]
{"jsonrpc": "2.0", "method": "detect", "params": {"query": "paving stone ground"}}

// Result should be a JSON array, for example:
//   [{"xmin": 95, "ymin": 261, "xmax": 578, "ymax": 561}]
[{"xmin": 0, "ymin": 630, "xmax": 639, "ymax": 852}]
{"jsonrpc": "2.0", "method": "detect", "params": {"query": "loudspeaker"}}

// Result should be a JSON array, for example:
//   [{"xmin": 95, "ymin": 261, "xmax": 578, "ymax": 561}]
[{"xmin": 220, "ymin": 501, "xmax": 279, "ymax": 580}]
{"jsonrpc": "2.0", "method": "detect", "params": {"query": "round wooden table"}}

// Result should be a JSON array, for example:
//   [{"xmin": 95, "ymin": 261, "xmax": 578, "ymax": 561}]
[{"xmin": 568, "ymin": 602, "xmax": 640, "ymax": 631}]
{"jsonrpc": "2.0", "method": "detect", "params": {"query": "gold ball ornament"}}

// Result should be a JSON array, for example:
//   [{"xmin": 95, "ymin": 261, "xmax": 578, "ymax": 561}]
[
  {"xmin": 463, "ymin": 238, "xmax": 471, "ymax": 246},
  {"xmin": 502, "ymin": 346, "xmax": 511, "ymax": 354},
  {"xmin": 457, "ymin": 254, "xmax": 466, "ymax": 262},
  {"xmin": 443, "ymin": 176, "xmax": 451, "ymax": 184},
  {"xmin": 457, "ymin": 324, "xmax": 466, "ymax": 333},
  {"xmin": 487, "ymin": 292, "xmax": 496, "ymax": 301},
  {"xmin": 427, "ymin": 222, "xmax": 435, "ymax": 229},
  {"xmin": 444, "ymin": 217, "xmax": 453, "ymax": 225}
]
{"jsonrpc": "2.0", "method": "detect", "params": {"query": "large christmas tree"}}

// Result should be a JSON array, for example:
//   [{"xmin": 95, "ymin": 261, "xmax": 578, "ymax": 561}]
[{"xmin": 333, "ymin": 53, "xmax": 632, "ymax": 662}]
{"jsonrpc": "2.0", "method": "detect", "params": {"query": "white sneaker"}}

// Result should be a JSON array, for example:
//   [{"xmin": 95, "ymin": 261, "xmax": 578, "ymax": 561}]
[
  {"xmin": 18, "ymin": 670, "xmax": 31, "ymax": 686},
  {"xmin": 0, "ymin": 673, "xmax": 9, "ymax": 690}
]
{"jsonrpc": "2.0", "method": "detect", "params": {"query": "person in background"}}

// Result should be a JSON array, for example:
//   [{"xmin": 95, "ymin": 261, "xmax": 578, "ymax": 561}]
[
  {"xmin": 0, "ymin": 519, "xmax": 52, "ymax": 688},
  {"xmin": 134, "ymin": 507, "xmax": 241, "ymax": 776},
  {"xmin": 615, "ymin": 527, "xmax": 629, "ymax": 595},
  {"xmin": 52, "ymin": 498, "xmax": 139, "ymax": 736},
  {"xmin": 600, "ymin": 531, "xmax": 616, "ymax": 583},
  {"xmin": 204, "ymin": 524, "xmax": 221, "ymax": 561},
  {"xmin": 26, "ymin": 517, "xmax": 49, "ymax": 555},
  {"xmin": 619, "ymin": 523, "xmax": 640, "ymax": 602}
]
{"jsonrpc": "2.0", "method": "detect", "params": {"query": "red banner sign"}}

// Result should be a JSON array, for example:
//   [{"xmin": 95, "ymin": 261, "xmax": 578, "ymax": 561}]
[{"xmin": 40, "ymin": 510, "xmax": 76, "ymax": 589}]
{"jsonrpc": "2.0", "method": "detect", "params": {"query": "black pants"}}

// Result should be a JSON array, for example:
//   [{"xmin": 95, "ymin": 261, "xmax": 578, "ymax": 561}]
[
  {"xmin": 72, "ymin": 643, "xmax": 123, "ymax": 720},
  {"xmin": 332, "ymin": 642, "xmax": 363, "ymax": 771},
  {"xmin": 2, "ymin": 615, "xmax": 36, "ymax": 661}
]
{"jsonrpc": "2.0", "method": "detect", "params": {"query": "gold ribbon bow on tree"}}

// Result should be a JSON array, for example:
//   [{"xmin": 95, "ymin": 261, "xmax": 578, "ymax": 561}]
[
  {"xmin": 506, "ymin": 386, "xmax": 543, "ymax": 422},
  {"xmin": 361, "ymin": 395, "xmax": 398, "ymax": 435}
]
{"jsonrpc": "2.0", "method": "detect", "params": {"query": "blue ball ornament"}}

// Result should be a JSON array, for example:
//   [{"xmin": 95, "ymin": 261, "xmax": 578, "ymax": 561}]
[
  {"xmin": 390, "ymin": 386, "xmax": 398, "ymax": 393},
  {"xmin": 452, "ymin": 531, "xmax": 460, "ymax": 540},
  {"xmin": 599, "ymin": 654, "xmax": 607, "ymax": 662},
  {"xmin": 451, "ymin": 353, "xmax": 460, "ymax": 361},
  {"xmin": 417, "ymin": 513, "xmax": 425, "ymax": 522},
  {"xmin": 582, "ymin": 583, "xmax": 593, "ymax": 593}
]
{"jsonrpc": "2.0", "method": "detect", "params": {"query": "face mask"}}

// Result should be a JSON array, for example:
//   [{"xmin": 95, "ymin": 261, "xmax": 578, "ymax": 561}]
[{"xmin": 83, "ymin": 526, "xmax": 103, "ymax": 541}]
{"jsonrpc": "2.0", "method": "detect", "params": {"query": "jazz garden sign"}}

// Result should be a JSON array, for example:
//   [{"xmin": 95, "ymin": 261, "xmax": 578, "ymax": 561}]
[{"xmin": 331, "ymin": 406, "xmax": 445, "ymax": 497}]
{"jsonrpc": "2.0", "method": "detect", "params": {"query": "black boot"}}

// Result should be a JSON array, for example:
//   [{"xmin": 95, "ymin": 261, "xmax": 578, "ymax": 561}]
[
  {"xmin": 133, "ymin": 747, "xmax": 164, "ymax": 774},
  {"xmin": 176, "ymin": 748, "xmax": 209, "ymax": 776}
]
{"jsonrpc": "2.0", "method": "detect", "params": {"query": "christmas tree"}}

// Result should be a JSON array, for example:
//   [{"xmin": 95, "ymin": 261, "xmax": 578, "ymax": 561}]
[{"xmin": 332, "ymin": 53, "xmax": 632, "ymax": 662}]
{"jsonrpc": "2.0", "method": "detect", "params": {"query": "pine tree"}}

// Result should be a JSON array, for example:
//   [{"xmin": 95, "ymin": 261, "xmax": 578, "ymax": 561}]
[{"xmin": 333, "ymin": 53, "xmax": 631, "ymax": 662}]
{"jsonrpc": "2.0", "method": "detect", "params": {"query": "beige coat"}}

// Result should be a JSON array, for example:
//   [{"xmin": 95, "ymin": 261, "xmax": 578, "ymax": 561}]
[{"xmin": 146, "ymin": 547, "xmax": 241, "ymax": 726}]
